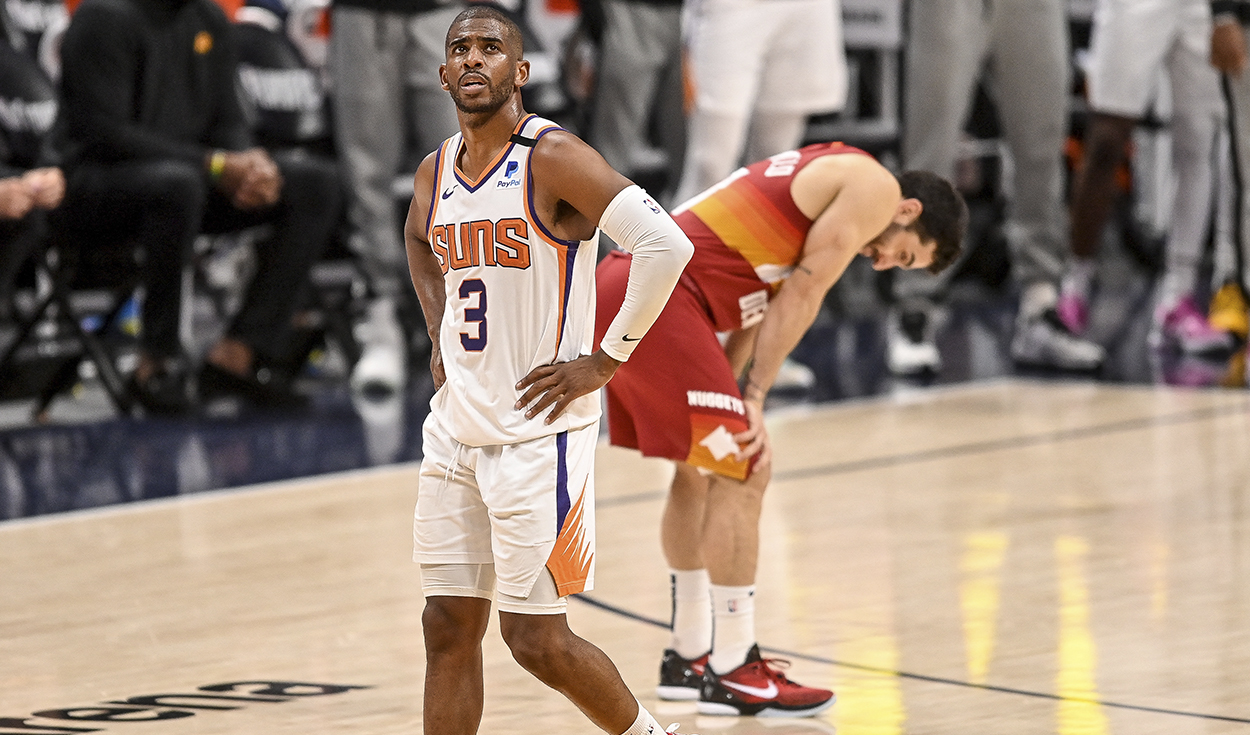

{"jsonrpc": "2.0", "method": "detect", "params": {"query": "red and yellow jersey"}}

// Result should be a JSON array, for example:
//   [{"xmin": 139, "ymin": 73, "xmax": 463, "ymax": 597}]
[{"xmin": 671, "ymin": 141, "xmax": 872, "ymax": 332}]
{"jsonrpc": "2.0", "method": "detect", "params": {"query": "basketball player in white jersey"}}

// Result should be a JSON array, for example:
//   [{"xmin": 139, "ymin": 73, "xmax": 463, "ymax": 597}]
[{"xmin": 403, "ymin": 7, "xmax": 695, "ymax": 735}]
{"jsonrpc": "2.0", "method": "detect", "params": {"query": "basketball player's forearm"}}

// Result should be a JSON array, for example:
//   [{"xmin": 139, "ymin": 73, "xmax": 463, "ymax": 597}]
[
  {"xmin": 602, "ymin": 240, "xmax": 691, "ymax": 359},
  {"xmin": 723, "ymin": 324, "xmax": 760, "ymax": 380},
  {"xmin": 742, "ymin": 235, "xmax": 855, "ymax": 397},
  {"xmin": 406, "ymin": 241, "xmax": 446, "ymax": 341},
  {"xmin": 742, "ymin": 288, "xmax": 823, "ymax": 399},
  {"xmin": 597, "ymin": 185, "xmax": 694, "ymax": 361}
]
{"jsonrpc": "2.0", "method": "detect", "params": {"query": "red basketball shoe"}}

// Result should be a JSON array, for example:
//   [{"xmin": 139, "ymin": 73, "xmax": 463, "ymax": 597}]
[
  {"xmin": 697, "ymin": 645, "xmax": 835, "ymax": 717},
  {"xmin": 657, "ymin": 648, "xmax": 709, "ymax": 701}
]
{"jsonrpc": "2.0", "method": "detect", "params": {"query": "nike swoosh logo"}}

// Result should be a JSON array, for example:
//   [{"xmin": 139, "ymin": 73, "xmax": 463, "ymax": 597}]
[
  {"xmin": 721, "ymin": 679, "xmax": 779, "ymax": 699},
  {"xmin": 442, "ymin": 186, "xmax": 457, "ymax": 199},
  {"xmin": 622, "ymin": 334, "xmax": 640, "ymax": 342}
]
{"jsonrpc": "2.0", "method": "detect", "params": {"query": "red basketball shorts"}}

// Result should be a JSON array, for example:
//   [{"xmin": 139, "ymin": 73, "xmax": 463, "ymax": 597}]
[{"xmin": 594, "ymin": 250, "xmax": 752, "ymax": 480}]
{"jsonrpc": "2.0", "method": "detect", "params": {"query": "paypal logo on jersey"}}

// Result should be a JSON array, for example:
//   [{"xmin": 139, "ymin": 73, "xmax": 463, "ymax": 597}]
[{"xmin": 497, "ymin": 160, "xmax": 522, "ymax": 189}]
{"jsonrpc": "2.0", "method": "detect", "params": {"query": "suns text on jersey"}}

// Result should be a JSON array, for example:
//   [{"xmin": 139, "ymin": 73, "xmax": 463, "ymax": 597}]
[{"xmin": 430, "ymin": 218, "xmax": 532, "ymax": 274}]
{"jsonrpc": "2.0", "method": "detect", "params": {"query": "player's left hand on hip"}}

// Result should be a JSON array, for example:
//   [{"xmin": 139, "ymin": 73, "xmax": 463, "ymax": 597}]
[
  {"xmin": 733, "ymin": 399, "xmax": 771, "ymax": 469},
  {"xmin": 515, "ymin": 351, "xmax": 621, "ymax": 424}
]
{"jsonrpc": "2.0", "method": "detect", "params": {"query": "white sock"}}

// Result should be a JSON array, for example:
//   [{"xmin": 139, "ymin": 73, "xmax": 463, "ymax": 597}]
[
  {"xmin": 619, "ymin": 702, "xmax": 666, "ymax": 735},
  {"xmin": 1062, "ymin": 258, "xmax": 1096, "ymax": 300},
  {"xmin": 669, "ymin": 569, "xmax": 712, "ymax": 659},
  {"xmin": 1019, "ymin": 281, "xmax": 1058, "ymax": 321},
  {"xmin": 709, "ymin": 584, "xmax": 755, "ymax": 674}
]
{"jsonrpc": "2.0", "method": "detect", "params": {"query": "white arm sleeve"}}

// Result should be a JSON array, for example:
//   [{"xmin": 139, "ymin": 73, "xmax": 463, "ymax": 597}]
[{"xmin": 598, "ymin": 185, "xmax": 694, "ymax": 362}]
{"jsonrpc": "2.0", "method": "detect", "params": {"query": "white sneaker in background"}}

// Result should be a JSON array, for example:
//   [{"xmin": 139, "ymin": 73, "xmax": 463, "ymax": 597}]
[
  {"xmin": 352, "ymin": 386, "xmax": 405, "ymax": 464},
  {"xmin": 772, "ymin": 357, "xmax": 816, "ymax": 391},
  {"xmin": 886, "ymin": 307, "xmax": 941, "ymax": 375},
  {"xmin": 1010, "ymin": 309, "xmax": 1105, "ymax": 371},
  {"xmin": 350, "ymin": 298, "xmax": 407, "ymax": 397}
]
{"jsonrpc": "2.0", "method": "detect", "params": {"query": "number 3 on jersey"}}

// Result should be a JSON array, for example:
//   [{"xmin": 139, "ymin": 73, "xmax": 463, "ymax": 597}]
[{"xmin": 459, "ymin": 279, "xmax": 487, "ymax": 351}]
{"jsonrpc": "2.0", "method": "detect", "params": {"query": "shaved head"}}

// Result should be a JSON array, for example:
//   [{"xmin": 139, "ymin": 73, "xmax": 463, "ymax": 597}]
[{"xmin": 446, "ymin": 4, "xmax": 524, "ymax": 57}]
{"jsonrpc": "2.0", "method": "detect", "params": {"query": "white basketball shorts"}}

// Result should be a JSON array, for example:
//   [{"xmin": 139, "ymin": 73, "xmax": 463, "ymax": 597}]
[
  {"xmin": 1085, "ymin": 0, "xmax": 1222, "ymax": 118},
  {"xmin": 414, "ymin": 411, "xmax": 598, "ymax": 603},
  {"xmin": 685, "ymin": 0, "xmax": 847, "ymax": 115}
]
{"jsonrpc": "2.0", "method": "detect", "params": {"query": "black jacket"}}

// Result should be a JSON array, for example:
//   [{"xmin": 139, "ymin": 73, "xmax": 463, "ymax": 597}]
[
  {"xmin": 0, "ymin": 28, "xmax": 57, "ymax": 173},
  {"xmin": 54, "ymin": 0, "xmax": 251, "ymax": 171}
]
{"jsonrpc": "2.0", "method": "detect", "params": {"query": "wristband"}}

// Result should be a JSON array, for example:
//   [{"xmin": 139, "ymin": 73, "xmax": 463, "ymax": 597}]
[{"xmin": 208, "ymin": 150, "xmax": 226, "ymax": 181}]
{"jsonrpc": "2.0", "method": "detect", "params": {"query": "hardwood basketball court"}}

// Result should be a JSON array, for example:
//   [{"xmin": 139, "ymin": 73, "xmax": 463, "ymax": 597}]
[{"xmin": 3, "ymin": 379, "xmax": 1248, "ymax": 735}]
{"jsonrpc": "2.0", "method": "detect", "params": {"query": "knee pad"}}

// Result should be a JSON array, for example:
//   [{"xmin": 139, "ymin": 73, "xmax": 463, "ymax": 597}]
[
  {"xmin": 420, "ymin": 563, "xmax": 568, "ymax": 615},
  {"xmin": 496, "ymin": 569, "xmax": 567, "ymax": 616},
  {"xmin": 420, "ymin": 563, "xmax": 496, "ymax": 600}
]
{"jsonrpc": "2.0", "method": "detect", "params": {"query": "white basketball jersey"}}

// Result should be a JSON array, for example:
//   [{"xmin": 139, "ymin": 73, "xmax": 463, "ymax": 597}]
[{"xmin": 423, "ymin": 115, "xmax": 601, "ymax": 447}]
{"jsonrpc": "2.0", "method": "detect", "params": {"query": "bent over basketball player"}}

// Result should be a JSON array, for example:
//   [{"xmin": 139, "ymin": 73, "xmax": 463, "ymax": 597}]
[
  {"xmin": 404, "ymin": 7, "xmax": 695, "ymax": 735},
  {"xmin": 595, "ymin": 144, "xmax": 967, "ymax": 716}
]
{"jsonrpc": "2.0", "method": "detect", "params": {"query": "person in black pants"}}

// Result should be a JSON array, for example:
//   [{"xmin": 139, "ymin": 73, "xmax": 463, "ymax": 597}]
[
  {"xmin": 0, "ymin": 19, "xmax": 62, "ymax": 315},
  {"xmin": 0, "ymin": 165, "xmax": 63, "ymax": 315},
  {"xmin": 52, "ymin": 0, "xmax": 341, "ymax": 414}
]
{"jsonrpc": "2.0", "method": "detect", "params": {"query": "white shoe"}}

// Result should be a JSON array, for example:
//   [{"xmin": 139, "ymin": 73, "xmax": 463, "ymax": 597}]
[
  {"xmin": 772, "ymin": 357, "xmax": 816, "ymax": 391},
  {"xmin": 350, "ymin": 298, "xmax": 407, "ymax": 396},
  {"xmin": 353, "ymin": 386, "xmax": 405, "ymax": 464},
  {"xmin": 1010, "ymin": 309, "xmax": 1105, "ymax": 371},
  {"xmin": 887, "ymin": 307, "xmax": 940, "ymax": 375}
]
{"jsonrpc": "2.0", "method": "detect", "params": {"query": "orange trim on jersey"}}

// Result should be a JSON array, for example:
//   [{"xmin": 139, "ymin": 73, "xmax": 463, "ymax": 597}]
[
  {"xmin": 520, "ymin": 156, "xmax": 569, "ymax": 253},
  {"xmin": 426, "ymin": 138, "xmax": 453, "ymax": 244},
  {"xmin": 454, "ymin": 114, "xmax": 537, "ymax": 189},
  {"xmin": 548, "ymin": 240, "xmax": 571, "ymax": 362},
  {"xmin": 546, "ymin": 483, "xmax": 593, "ymax": 596},
  {"xmin": 517, "ymin": 117, "xmax": 566, "ymax": 251},
  {"xmin": 686, "ymin": 413, "xmax": 751, "ymax": 481},
  {"xmin": 521, "ymin": 156, "xmax": 576, "ymax": 362},
  {"xmin": 688, "ymin": 178, "xmax": 806, "ymax": 272}
]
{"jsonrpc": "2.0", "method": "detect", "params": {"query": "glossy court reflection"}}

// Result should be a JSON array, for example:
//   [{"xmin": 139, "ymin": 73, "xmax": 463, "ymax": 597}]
[{"xmin": 2, "ymin": 381, "xmax": 1248, "ymax": 735}]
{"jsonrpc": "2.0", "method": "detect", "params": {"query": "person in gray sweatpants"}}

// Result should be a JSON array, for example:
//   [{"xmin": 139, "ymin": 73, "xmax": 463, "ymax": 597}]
[
  {"xmin": 1210, "ymin": 0, "xmax": 1250, "ymax": 369},
  {"xmin": 587, "ymin": 0, "xmax": 685, "ymax": 206},
  {"xmin": 330, "ymin": 0, "xmax": 463, "ymax": 395},
  {"xmin": 887, "ymin": 0, "xmax": 1105, "ymax": 374}
]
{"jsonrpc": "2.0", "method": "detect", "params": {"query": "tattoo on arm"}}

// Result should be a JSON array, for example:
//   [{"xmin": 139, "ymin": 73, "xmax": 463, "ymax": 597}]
[{"xmin": 797, "ymin": 264, "xmax": 814, "ymax": 276}]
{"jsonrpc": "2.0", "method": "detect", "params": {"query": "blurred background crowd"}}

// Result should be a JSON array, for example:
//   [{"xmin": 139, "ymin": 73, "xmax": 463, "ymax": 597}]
[{"xmin": 1, "ymin": 0, "xmax": 1249, "ymax": 431}]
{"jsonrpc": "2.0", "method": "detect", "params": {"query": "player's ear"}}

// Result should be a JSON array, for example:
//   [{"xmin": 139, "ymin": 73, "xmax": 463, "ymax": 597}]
[
  {"xmin": 439, "ymin": 63, "xmax": 451, "ymax": 92},
  {"xmin": 897, "ymin": 197, "xmax": 923, "ymax": 226},
  {"xmin": 515, "ymin": 58, "xmax": 530, "ymax": 87}
]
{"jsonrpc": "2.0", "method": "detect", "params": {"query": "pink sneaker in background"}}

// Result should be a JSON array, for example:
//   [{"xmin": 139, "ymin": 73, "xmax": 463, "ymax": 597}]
[
  {"xmin": 1152, "ymin": 295, "xmax": 1234, "ymax": 355},
  {"xmin": 1055, "ymin": 291, "xmax": 1090, "ymax": 335}
]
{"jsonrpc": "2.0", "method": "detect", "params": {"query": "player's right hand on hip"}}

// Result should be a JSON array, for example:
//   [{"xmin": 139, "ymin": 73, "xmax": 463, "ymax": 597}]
[{"xmin": 515, "ymin": 350, "xmax": 622, "ymax": 424}]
